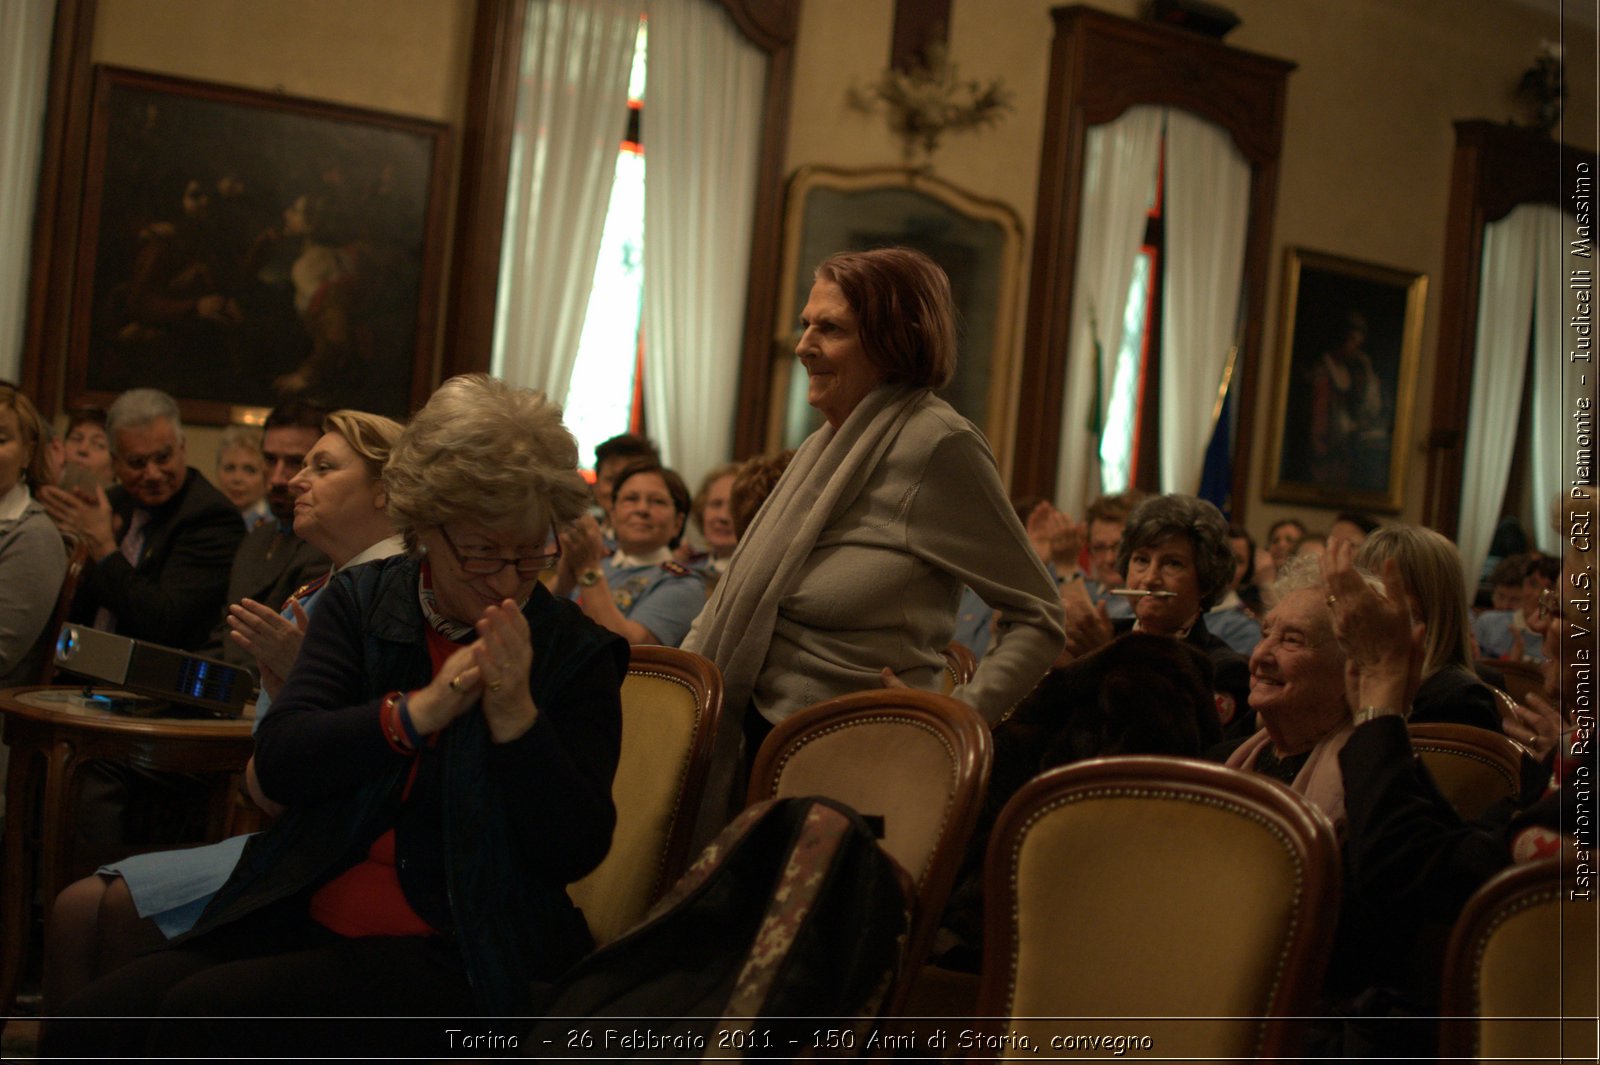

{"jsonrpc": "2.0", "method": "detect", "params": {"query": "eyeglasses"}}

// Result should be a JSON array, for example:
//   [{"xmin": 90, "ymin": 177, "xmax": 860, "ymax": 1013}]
[
  {"xmin": 437, "ymin": 522, "xmax": 561, "ymax": 576},
  {"xmin": 118, "ymin": 447, "xmax": 176, "ymax": 471}
]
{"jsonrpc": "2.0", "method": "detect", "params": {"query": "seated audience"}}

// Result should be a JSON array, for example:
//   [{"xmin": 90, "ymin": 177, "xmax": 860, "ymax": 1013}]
[
  {"xmin": 556, "ymin": 461, "xmax": 707, "ymax": 647},
  {"xmin": 1473, "ymin": 553, "xmax": 1558, "ymax": 662},
  {"xmin": 1328, "ymin": 510, "xmax": 1379, "ymax": 548},
  {"xmin": 44, "ymin": 375, "xmax": 626, "ymax": 1058},
  {"xmin": 726, "ymin": 449, "xmax": 794, "ymax": 538},
  {"xmin": 44, "ymin": 410, "xmax": 406, "ymax": 1012},
  {"xmin": 1207, "ymin": 522, "xmax": 1263, "ymax": 655},
  {"xmin": 214, "ymin": 424, "xmax": 271, "ymax": 529},
  {"xmin": 682, "ymin": 462, "xmax": 741, "ymax": 576},
  {"xmin": 1254, "ymin": 516, "xmax": 1307, "ymax": 608},
  {"xmin": 200, "ymin": 402, "xmax": 330, "ymax": 668},
  {"xmin": 1081, "ymin": 489, "xmax": 1144, "ymax": 619},
  {"xmin": 1354, "ymin": 524, "xmax": 1503, "ymax": 731},
  {"xmin": 1290, "ymin": 532, "xmax": 1328, "ymax": 559},
  {"xmin": 0, "ymin": 385, "xmax": 71, "ymax": 689},
  {"xmin": 1060, "ymin": 493, "xmax": 1251, "ymax": 735},
  {"xmin": 1306, "ymin": 535, "xmax": 1573, "ymax": 1058},
  {"xmin": 590, "ymin": 432, "xmax": 659, "ymax": 545},
  {"xmin": 40, "ymin": 387, "xmax": 245, "ymax": 651},
  {"xmin": 61, "ymin": 405, "xmax": 115, "ymax": 491},
  {"xmin": 39, "ymin": 390, "xmax": 246, "ymax": 864},
  {"xmin": 955, "ymin": 496, "xmax": 1081, "ymax": 658},
  {"xmin": 1223, "ymin": 554, "xmax": 1359, "ymax": 824}
]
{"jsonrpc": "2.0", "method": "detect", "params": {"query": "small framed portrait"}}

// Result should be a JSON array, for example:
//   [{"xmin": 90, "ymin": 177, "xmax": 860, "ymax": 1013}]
[{"xmin": 1264, "ymin": 248, "xmax": 1428, "ymax": 513}]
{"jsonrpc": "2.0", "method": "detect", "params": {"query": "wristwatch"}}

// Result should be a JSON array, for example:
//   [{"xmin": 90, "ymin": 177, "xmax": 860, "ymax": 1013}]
[
  {"xmin": 1352, "ymin": 705, "xmax": 1402, "ymax": 727},
  {"xmin": 578, "ymin": 568, "xmax": 603, "ymax": 587}
]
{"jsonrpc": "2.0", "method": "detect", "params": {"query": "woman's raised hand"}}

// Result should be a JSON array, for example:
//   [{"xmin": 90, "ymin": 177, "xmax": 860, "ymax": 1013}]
[
  {"xmin": 408, "ymin": 644, "xmax": 484, "ymax": 737},
  {"xmin": 1321, "ymin": 537, "xmax": 1422, "ymax": 713},
  {"xmin": 228, "ymin": 597, "xmax": 310, "ymax": 700},
  {"xmin": 473, "ymin": 599, "xmax": 539, "ymax": 743}
]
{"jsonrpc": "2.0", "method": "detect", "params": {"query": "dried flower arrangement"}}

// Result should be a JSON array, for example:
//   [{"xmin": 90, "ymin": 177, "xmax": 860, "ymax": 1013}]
[{"xmin": 846, "ymin": 42, "xmax": 1013, "ymax": 165}]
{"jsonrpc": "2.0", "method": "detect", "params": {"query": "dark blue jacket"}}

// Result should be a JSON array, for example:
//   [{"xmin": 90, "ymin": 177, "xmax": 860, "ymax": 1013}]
[{"xmin": 184, "ymin": 555, "xmax": 627, "ymax": 1015}]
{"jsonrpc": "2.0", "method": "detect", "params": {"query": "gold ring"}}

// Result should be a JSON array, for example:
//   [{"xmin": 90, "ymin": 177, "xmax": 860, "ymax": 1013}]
[
  {"xmin": 1325, "ymin": 594, "xmax": 1338, "ymax": 609},
  {"xmin": 489, "ymin": 681, "xmax": 503, "ymax": 693},
  {"xmin": 449, "ymin": 674, "xmax": 466, "ymax": 693}
]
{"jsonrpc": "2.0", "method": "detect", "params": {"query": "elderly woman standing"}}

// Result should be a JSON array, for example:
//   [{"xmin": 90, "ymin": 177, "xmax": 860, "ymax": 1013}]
[
  {"xmin": 686, "ymin": 248, "xmax": 1063, "ymax": 825},
  {"xmin": 47, "ymin": 377, "xmax": 626, "ymax": 1057}
]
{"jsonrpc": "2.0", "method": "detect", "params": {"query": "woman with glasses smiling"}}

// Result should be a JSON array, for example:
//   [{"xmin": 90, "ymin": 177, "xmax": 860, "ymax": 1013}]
[
  {"xmin": 47, "ymin": 376, "xmax": 628, "ymax": 1058},
  {"xmin": 554, "ymin": 460, "xmax": 707, "ymax": 647}
]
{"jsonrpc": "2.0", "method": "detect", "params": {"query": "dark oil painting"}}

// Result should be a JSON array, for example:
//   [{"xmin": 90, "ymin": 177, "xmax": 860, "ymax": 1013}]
[{"xmin": 71, "ymin": 67, "xmax": 450, "ymax": 421}]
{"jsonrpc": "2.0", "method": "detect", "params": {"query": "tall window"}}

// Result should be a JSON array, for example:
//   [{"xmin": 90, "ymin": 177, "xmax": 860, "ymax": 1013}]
[
  {"xmin": 1100, "ymin": 145, "xmax": 1162, "ymax": 493},
  {"xmin": 1096, "ymin": 131, "xmax": 1241, "ymax": 513},
  {"xmin": 562, "ymin": 19, "xmax": 648, "ymax": 468}
]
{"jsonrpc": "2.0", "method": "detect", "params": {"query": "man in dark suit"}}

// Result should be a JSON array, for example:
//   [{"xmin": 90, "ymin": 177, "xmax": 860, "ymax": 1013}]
[
  {"xmin": 199, "ymin": 401, "xmax": 329, "ymax": 667},
  {"xmin": 41, "ymin": 388, "xmax": 244, "ymax": 651},
  {"xmin": 38, "ymin": 388, "xmax": 246, "ymax": 861}
]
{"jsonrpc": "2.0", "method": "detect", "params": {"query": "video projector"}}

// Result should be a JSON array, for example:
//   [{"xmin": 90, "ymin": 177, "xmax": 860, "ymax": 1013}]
[{"xmin": 53, "ymin": 623, "xmax": 253, "ymax": 718}]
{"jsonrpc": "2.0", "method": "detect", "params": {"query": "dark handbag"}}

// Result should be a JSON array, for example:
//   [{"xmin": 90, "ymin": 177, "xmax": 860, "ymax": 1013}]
[{"xmin": 528, "ymin": 796, "xmax": 913, "ymax": 1058}]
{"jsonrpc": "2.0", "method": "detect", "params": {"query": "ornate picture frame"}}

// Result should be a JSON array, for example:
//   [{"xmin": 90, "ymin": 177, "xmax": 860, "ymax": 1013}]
[
  {"xmin": 1265, "ymin": 247, "xmax": 1427, "ymax": 514},
  {"xmin": 768, "ymin": 166, "xmax": 1026, "ymax": 478}
]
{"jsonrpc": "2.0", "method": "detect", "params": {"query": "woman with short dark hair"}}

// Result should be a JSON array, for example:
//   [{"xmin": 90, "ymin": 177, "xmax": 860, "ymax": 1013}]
[
  {"xmin": 1060, "ymin": 493, "xmax": 1252, "ymax": 734},
  {"xmin": 556, "ymin": 460, "xmax": 708, "ymax": 647},
  {"xmin": 685, "ymin": 247, "xmax": 1063, "ymax": 837}
]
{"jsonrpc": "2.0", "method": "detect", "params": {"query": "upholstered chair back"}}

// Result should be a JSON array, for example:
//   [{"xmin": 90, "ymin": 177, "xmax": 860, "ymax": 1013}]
[
  {"xmin": 1440, "ymin": 859, "xmax": 1596, "ymax": 1062},
  {"xmin": 972, "ymin": 756, "xmax": 1340, "ymax": 1061},
  {"xmin": 568, "ymin": 645, "xmax": 722, "ymax": 946},
  {"xmin": 748, "ymin": 688, "xmax": 992, "ymax": 1011},
  {"xmin": 1409, "ymin": 722, "xmax": 1526, "ymax": 821}
]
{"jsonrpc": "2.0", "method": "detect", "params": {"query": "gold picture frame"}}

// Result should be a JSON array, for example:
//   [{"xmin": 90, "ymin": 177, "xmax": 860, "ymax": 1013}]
[
  {"xmin": 767, "ymin": 166, "xmax": 1026, "ymax": 480},
  {"xmin": 1264, "ymin": 247, "xmax": 1427, "ymax": 514}
]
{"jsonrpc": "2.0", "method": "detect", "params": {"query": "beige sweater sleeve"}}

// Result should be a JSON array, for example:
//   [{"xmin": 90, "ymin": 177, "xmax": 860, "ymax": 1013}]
[{"xmin": 904, "ymin": 427, "xmax": 1065, "ymax": 722}]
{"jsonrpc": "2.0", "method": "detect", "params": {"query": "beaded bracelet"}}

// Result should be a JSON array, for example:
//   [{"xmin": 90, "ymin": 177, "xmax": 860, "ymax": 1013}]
[
  {"xmin": 380, "ymin": 691, "xmax": 415, "ymax": 754},
  {"xmin": 397, "ymin": 693, "xmax": 424, "ymax": 749}
]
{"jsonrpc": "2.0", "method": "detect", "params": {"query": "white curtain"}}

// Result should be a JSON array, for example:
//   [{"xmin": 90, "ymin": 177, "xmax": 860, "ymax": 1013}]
[
  {"xmin": 0, "ymin": 0, "xmax": 55, "ymax": 384},
  {"xmin": 1528, "ymin": 206, "xmax": 1565, "ymax": 555},
  {"xmin": 1458, "ymin": 203, "xmax": 1567, "ymax": 585},
  {"xmin": 491, "ymin": 0, "xmax": 637, "ymax": 400},
  {"xmin": 1053, "ymin": 106, "xmax": 1164, "ymax": 514},
  {"xmin": 1159, "ymin": 109, "xmax": 1251, "ymax": 495},
  {"xmin": 640, "ymin": 0, "xmax": 765, "ymax": 487}
]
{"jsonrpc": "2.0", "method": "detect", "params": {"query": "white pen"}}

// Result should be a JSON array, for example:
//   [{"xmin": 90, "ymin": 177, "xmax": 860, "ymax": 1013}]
[{"xmin": 1108, "ymin": 588, "xmax": 1177, "ymax": 598}]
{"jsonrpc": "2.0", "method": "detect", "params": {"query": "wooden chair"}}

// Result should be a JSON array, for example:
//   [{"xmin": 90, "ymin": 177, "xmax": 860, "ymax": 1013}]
[
  {"xmin": 1440, "ymin": 859, "xmax": 1597, "ymax": 1063},
  {"xmin": 940, "ymin": 641, "xmax": 977, "ymax": 694},
  {"xmin": 1409, "ymin": 722, "xmax": 1526, "ymax": 821},
  {"xmin": 35, "ymin": 536, "xmax": 90, "ymax": 685},
  {"xmin": 1480, "ymin": 657, "xmax": 1545, "ymax": 704},
  {"xmin": 972, "ymin": 756, "xmax": 1340, "ymax": 1061},
  {"xmin": 748, "ymin": 687, "xmax": 992, "ymax": 1013},
  {"xmin": 567, "ymin": 645, "xmax": 722, "ymax": 946}
]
